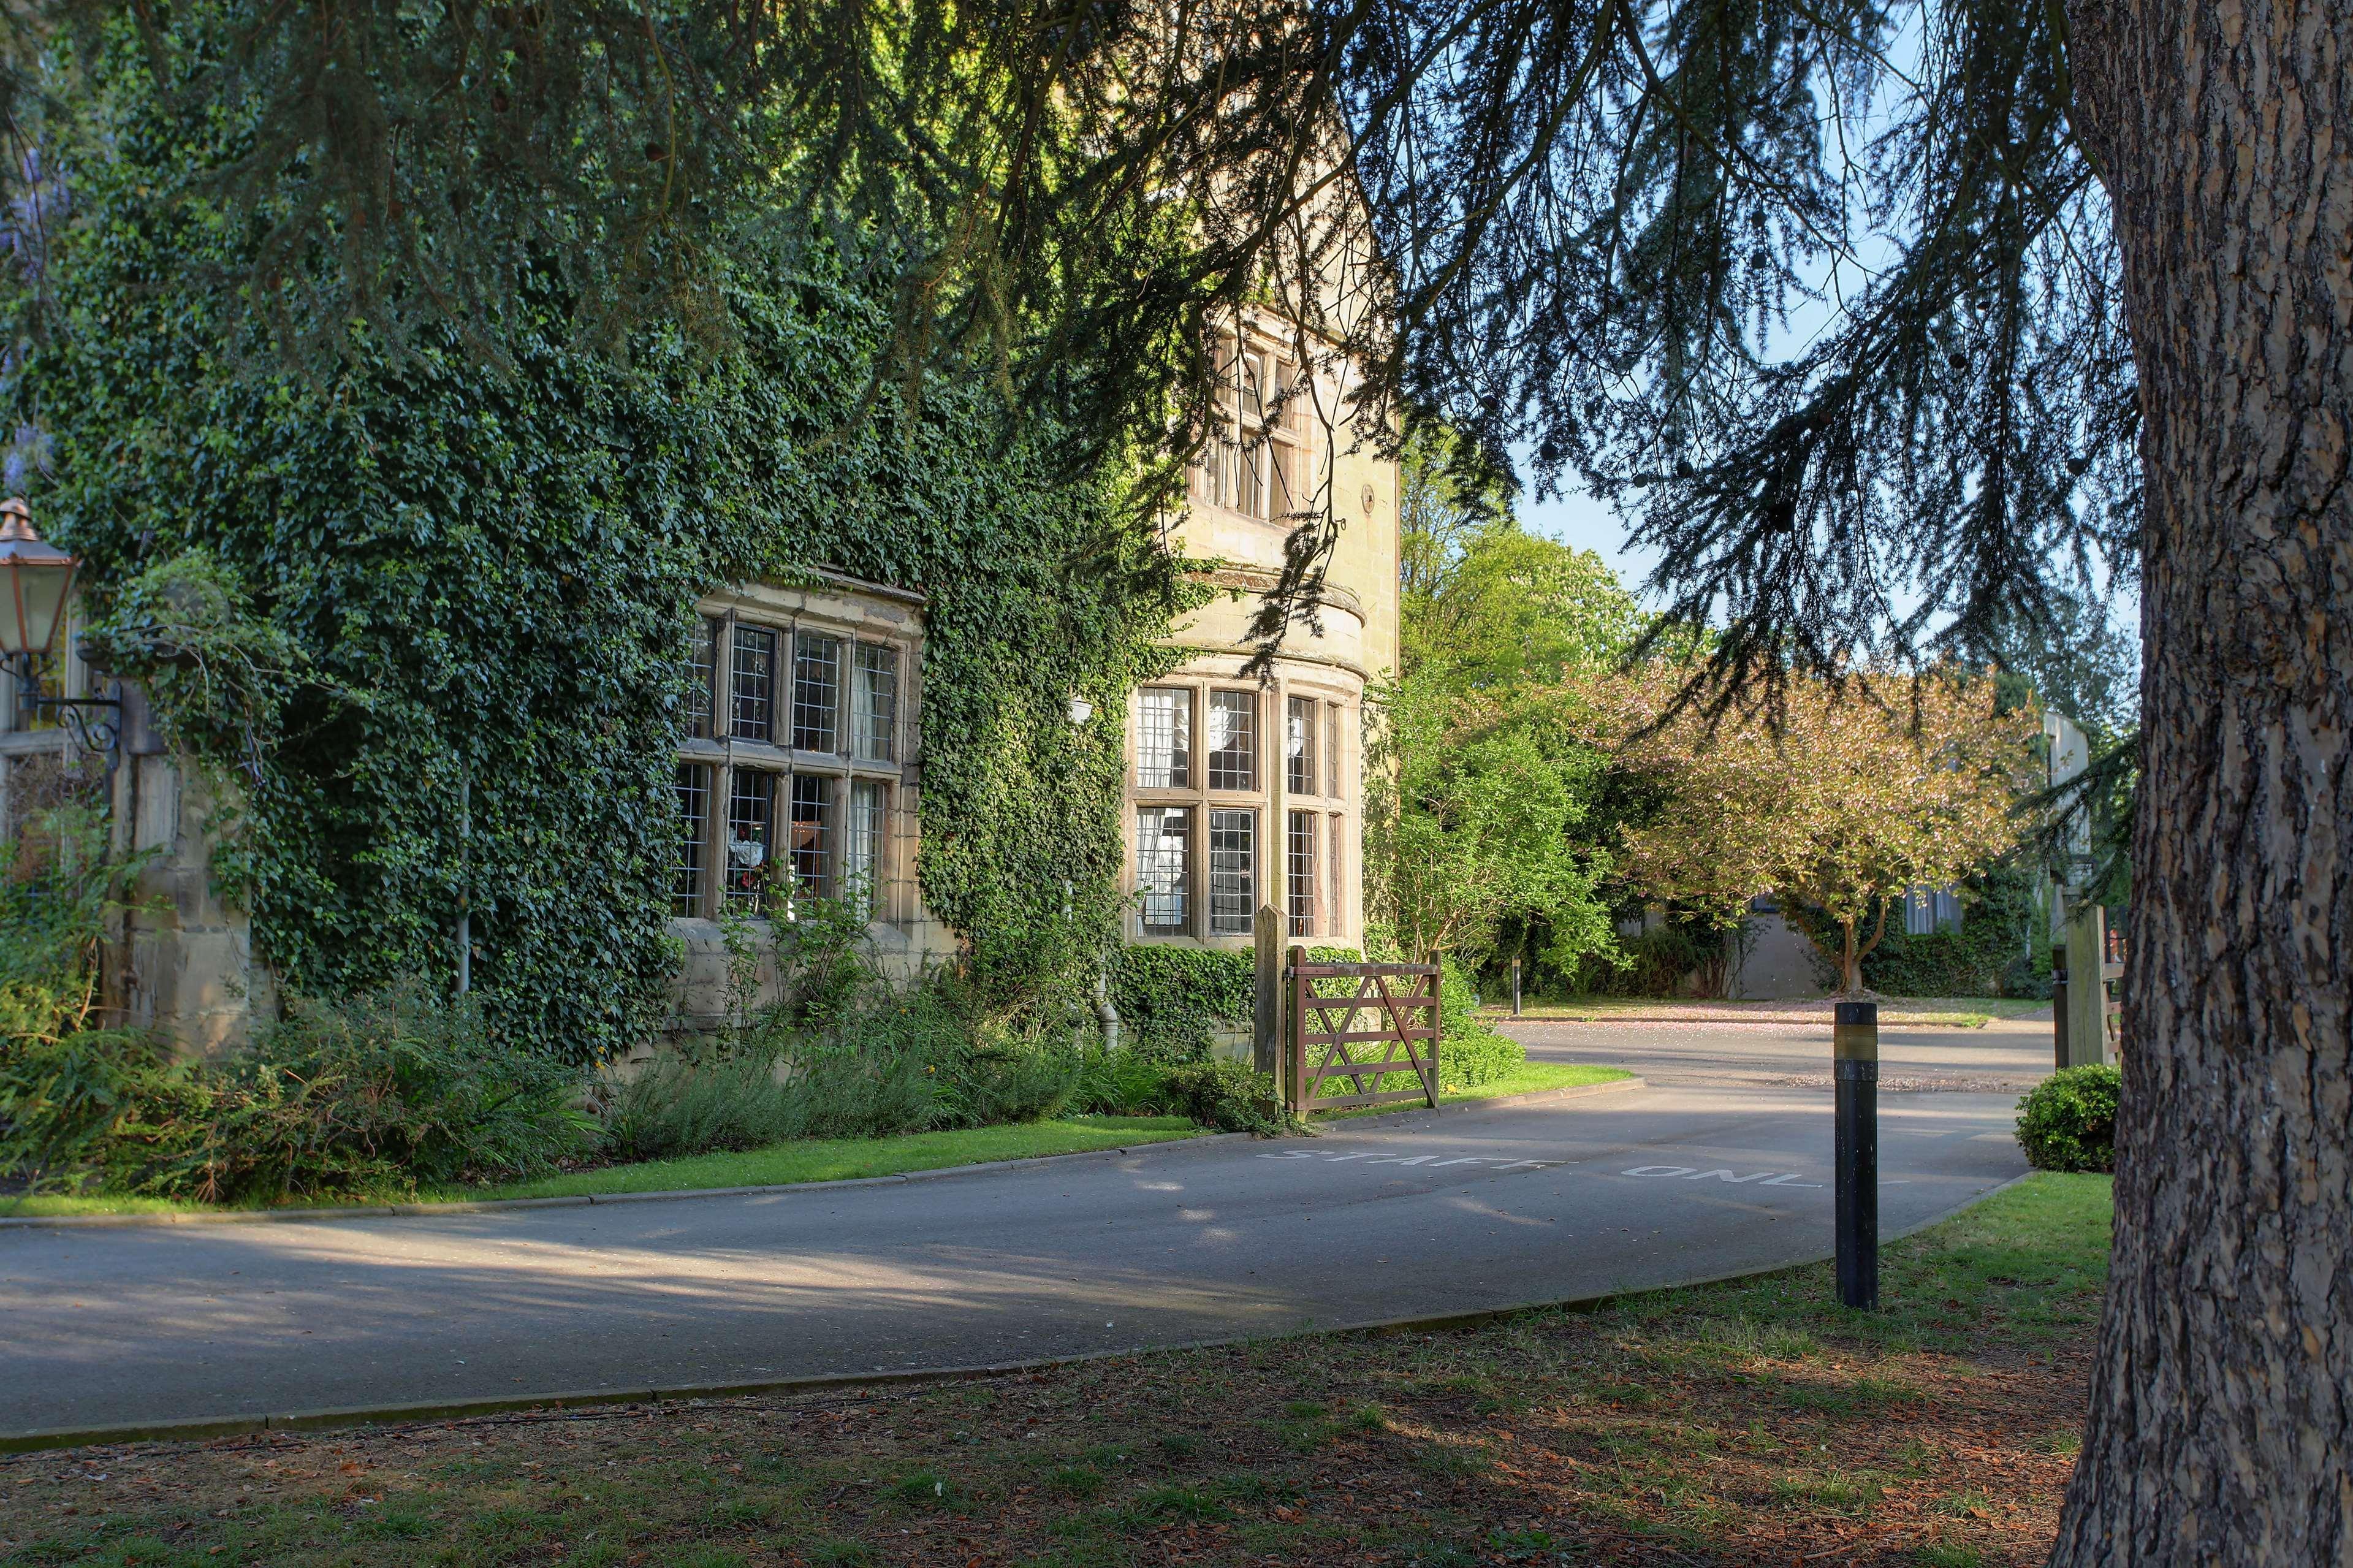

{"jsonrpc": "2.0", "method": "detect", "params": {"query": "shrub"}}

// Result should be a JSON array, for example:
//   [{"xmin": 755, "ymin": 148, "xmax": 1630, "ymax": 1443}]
[
  {"xmin": 601, "ymin": 970, "xmax": 1084, "ymax": 1160},
  {"xmin": 2, "ymin": 804, "xmax": 156, "ymax": 1044},
  {"xmin": 1437, "ymin": 1029, "xmax": 1525, "ymax": 1090},
  {"xmin": 1070, "ymin": 1048, "xmax": 1177, "ymax": 1117},
  {"xmin": 1431, "ymin": 959, "xmax": 1526, "ymax": 1089},
  {"xmin": 1108, "ymin": 947, "xmax": 1253, "ymax": 1060},
  {"xmin": 0, "ymin": 1028, "xmax": 202, "ymax": 1192},
  {"xmin": 2, "ymin": 983, "xmax": 594, "ymax": 1202},
  {"xmin": 1159, "ymin": 1059, "xmax": 1289, "ymax": 1135},
  {"xmin": 2015, "ymin": 1065, "xmax": 2122, "ymax": 1172}
]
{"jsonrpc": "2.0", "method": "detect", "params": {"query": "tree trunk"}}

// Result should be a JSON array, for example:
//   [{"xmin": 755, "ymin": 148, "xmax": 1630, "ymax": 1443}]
[
  {"xmin": 1839, "ymin": 916, "xmax": 1861, "ymax": 995},
  {"xmin": 2057, "ymin": 0, "xmax": 2353, "ymax": 1559}
]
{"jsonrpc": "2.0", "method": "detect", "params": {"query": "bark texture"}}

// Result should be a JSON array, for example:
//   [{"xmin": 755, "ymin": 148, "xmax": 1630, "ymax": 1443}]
[{"xmin": 2059, "ymin": 0, "xmax": 2353, "ymax": 1560}]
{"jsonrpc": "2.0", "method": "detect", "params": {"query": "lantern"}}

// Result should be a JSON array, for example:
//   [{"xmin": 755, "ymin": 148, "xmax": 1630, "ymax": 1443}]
[{"xmin": 0, "ymin": 498, "xmax": 75, "ymax": 661}]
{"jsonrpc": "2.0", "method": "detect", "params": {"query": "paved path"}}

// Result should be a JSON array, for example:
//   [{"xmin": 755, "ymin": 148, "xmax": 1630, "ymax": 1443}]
[
  {"xmin": 1507, "ymin": 1014, "xmax": 2055, "ymax": 1094},
  {"xmin": 2, "ymin": 1024, "xmax": 2044, "ymax": 1439}
]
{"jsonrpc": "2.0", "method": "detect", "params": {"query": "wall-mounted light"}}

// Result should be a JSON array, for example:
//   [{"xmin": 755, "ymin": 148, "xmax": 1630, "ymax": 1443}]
[
  {"xmin": 1066, "ymin": 695, "xmax": 1094, "ymax": 727},
  {"xmin": 0, "ymin": 498, "xmax": 120, "ymax": 759},
  {"xmin": 0, "ymin": 498, "xmax": 73, "ymax": 662}
]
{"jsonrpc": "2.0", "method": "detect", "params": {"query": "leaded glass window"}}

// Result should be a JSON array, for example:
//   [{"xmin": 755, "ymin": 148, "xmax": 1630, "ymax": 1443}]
[
  {"xmin": 845, "ymin": 778, "xmax": 886, "ymax": 919},
  {"xmin": 1136, "ymin": 807, "xmax": 1192, "ymax": 934},
  {"xmin": 1326, "ymin": 702, "xmax": 1344, "ymax": 798},
  {"xmin": 674, "ymin": 763, "xmax": 711, "ymax": 915},
  {"xmin": 1137, "ymin": 687, "xmax": 1192, "ymax": 789},
  {"xmin": 724, "ymin": 769, "xmax": 774, "ymax": 908},
  {"xmin": 685, "ymin": 620, "xmax": 717, "ymax": 741},
  {"xmin": 1329, "ymin": 814, "xmax": 1347, "ymax": 939},
  {"xmin": 730, "ymin": 626, "xmax": 776, "ymax": 742},
  {"xmin": 1208, "ymin": 807, "xmax": 1256, "ymax": 935},
  {"xmin": 1287, "ymin": 810, "xmax": 1317, "ymax": 937},
  {"xmin": 789, "ymin": 773, "xmax": 834, "ymax": 900},
  {"xmin": 793, "ymin": 633, "xmax": 842, "ymax": 753},
  {"xmin": 1207, "ymin": 690, "xmax": 1256, "ymax": 791},
  {"xmin": 1286, "ymin": 695, "xmax": 1316, "ymax": 795},
  {"xmin": 853, "ymin": 644, "xmax": 897, "ymax": 763}
]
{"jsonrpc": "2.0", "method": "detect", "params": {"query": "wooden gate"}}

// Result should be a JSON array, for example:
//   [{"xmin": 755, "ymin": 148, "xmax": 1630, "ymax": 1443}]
[{"xmin": 1287, "ymin": 950, "xmax": 1441, "ymax": 1114}]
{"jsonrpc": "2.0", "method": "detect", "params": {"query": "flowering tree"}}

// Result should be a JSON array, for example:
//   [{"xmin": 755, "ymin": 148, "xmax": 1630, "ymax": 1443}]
[{"xmin": 1613, "ymin": 671, "xmax": 2041, "ymax": 995}]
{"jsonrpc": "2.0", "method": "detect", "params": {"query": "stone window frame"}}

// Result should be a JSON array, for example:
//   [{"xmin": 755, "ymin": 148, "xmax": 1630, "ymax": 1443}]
[
  {"xmin": 1187, "ymin": 323, "xmax": 1316, "ymax": 523},
  {"xmin": 1126, "ymin": 674, "xmax": 1355, "ymax": 943},
  {"xmin": 673, "ymin": 573, "xmax": 921, "ymax": 926}
]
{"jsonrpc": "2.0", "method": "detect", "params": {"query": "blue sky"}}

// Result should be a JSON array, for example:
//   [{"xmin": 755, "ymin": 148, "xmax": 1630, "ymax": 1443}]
[{"xmin": 1522, "ymin": 482, "xmax": 1660, "ymax": 601}]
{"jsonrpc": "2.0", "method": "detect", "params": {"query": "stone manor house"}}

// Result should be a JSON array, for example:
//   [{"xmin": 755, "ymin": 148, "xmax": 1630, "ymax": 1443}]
[{"xmin": 2, "ymin": 311, "xmax": 1399, "ymax": 1051}]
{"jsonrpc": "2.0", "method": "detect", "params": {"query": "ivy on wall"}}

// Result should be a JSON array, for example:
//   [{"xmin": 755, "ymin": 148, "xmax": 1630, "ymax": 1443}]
[
  {"xmin": 1109, "ymin": 946, "xmax": 1366, "ymax": 1060},
  {"xmin": 24, "ymin": 21, "xmax": 1193, "ymax": 1060}
]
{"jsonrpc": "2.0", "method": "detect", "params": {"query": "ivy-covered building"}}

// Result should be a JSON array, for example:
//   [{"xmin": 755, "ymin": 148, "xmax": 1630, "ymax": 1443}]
[
  {"xmin": 8, "ymin": 21, "xmax": 1399, "ymax": 1060},
  {"xmin": 656, "ymin": 310, "xmax": 1398, "ymax": 1033},
  {"xmin": 12, "ymin": 281, "xmax": 1397, "ymax": 1060}
]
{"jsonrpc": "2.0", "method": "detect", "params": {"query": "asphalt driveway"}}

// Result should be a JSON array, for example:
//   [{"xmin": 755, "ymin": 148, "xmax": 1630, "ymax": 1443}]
[{"xmin": 2, "ymin": 1029, "xmax": 2042, "ymax": 1440}]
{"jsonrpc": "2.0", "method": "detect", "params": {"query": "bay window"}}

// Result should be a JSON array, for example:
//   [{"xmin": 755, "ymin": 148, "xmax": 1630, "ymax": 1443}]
[{"xmin": 1127, "ymin": 676, "xmax": 1355, "ymax": 944}]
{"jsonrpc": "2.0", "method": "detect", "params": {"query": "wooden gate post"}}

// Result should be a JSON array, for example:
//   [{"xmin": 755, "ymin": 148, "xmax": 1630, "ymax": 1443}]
[
  {"xmin": 2061, "ymin": 898, "xmax": 2108, "ymax": 1068},
  {"xmin": 1253, "ymin": 902, "xmax": 1283, "ymax": 1079}
]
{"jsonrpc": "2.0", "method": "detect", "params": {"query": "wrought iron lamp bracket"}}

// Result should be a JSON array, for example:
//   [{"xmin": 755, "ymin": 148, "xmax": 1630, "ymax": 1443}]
[{"xmin": 4, "ymin": 651, "xmax": 123, "ymax": 762}]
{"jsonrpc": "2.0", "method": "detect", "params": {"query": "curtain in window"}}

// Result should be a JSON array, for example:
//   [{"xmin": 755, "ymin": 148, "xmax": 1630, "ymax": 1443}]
[
  {"xmin": 1137, "ymin": 688, "xmax": 1191, "ymax": 788},
  {"xmin": 845, "ymin": 778, "xmax": 886, "ymax": 919},
  {"xmin": 1136, "ymin": 807, "xmax": 1191, "ymax": 934}
]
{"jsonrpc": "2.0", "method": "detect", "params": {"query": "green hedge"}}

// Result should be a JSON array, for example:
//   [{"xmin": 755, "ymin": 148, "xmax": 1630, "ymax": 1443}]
[
  {"xmin": 1785, "ymin": 866, "xmax": 2042, "ymax": 997},
  {"xmin": 1108, "ymin": 948, "xmax": 1256, "ymax": 1059},
  {"xmin": 1108, "ymin": 945, "xmax": 1366, "ymax": 1060}
]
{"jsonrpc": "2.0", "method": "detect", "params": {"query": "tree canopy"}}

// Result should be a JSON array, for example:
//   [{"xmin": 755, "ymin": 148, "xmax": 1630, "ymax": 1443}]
[
  {"xmin": 1610, "ymin": 665, "xmax": 2042, "ymax": 992},
  {"xmin": 2, "ymin": 0, "xmax": 2130, "ymax": 682}
]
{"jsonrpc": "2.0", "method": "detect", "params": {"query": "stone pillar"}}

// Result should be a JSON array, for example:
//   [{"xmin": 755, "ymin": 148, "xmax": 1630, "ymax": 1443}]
[{"xmin": 2061, "ymin": 894, "xmax": 2108, "ymax": 1068}]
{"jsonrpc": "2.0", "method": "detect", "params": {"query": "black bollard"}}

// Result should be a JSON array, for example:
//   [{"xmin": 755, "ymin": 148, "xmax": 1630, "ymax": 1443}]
[
  {"xmin": 1833, "ymin": 999, "xmax": 1879, "ymax": 1309},
  {"xmin": 1511, "ymin": 957, "xmax": 1522, "ymax": 1018}
]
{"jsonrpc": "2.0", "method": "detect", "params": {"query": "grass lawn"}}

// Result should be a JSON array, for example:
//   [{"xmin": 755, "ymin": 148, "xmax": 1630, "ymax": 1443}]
[
  {"xmin": 0, "ymin": 1173, "xmax": 2110, "ymax": 1566},
  {"xmin": 1496, "ymin": 995, "xmax": 2050, "ymax": 1029},
  {"xmin": 1317, "ymin": 1060, "xmax": 1635, "ymax": 1120},
  {"xmin": 0, "ymin": 1117, "xmax": 1202, "ymax": 1221}
]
